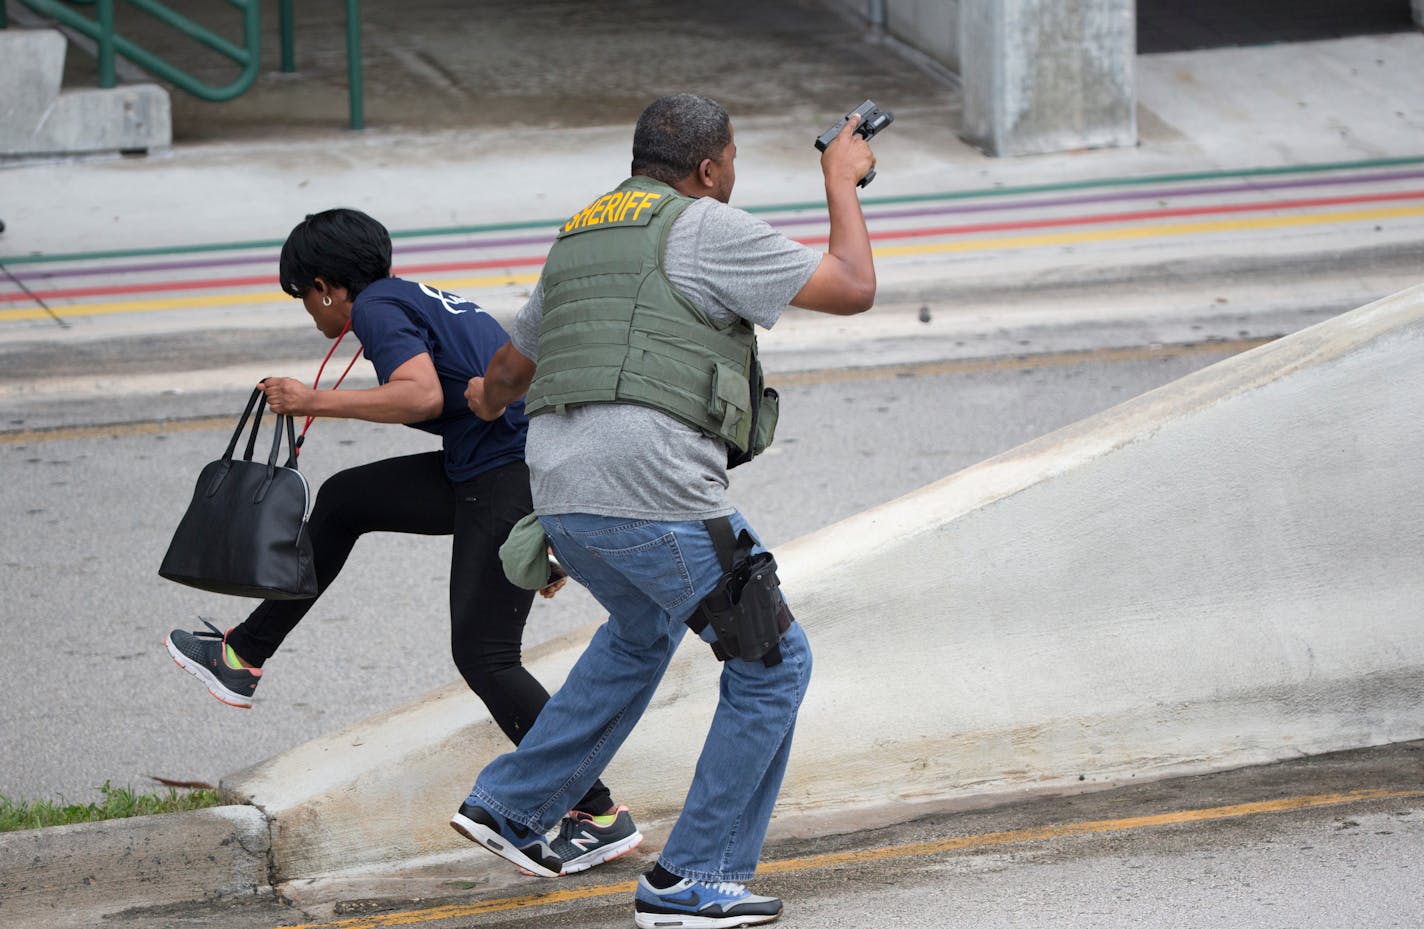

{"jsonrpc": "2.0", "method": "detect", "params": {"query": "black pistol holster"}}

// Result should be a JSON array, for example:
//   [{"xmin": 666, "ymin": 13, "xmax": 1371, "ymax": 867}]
[{"xmin": 686, "ymin": 517, "xmax": 792, "ymax": 667}]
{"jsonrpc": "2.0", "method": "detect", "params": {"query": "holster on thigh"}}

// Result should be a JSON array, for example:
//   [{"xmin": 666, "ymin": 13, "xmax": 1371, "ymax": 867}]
[{"xmin": 685, "ymin": 517, "xmax": 792, "ymax": 668}]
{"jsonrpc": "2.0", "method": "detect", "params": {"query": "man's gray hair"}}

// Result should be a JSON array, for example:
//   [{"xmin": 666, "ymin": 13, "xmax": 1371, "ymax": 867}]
[{"xmin": 631, "ymin": 93, "xmax": 732, "ymax": 185}]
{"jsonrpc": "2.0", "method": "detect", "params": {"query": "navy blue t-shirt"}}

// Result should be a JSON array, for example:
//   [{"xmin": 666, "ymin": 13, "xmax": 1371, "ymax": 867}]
[{"xmin": 350, "ymin": 277, "xmax": 527, "ymax": 482}]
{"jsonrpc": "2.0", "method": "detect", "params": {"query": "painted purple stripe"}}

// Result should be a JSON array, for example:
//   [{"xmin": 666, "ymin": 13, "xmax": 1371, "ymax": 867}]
[
  {"xmin": 2, "ymin": 233, "xmax": 561, "ymax": 285},
  {"xmin": 9, "ymin": 167, "xmax": 1424, "ymax": 286},
  {"xmin": 772, "ymin": 167, "xmax": 1424, "ymax": 229}
]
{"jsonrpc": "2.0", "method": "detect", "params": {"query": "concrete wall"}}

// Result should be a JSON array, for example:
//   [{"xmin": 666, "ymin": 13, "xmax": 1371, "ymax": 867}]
[
  {"xmin": 823, "ymin": 0, "xmax": 1135, "ymax": 156},
  {"xmin": 823, "ymin": 0, "xmax": 961, "ymax": 72},
  {"xmin": 960, "ymin": 0, "xmax": 1136, "ymax": 155},
  {"xmin": 886, "ymin": 0, "xmax": 961, "ymax": 73},
  {"xmin": 226, "ymin": 285, "xmax": 1424, "ymax": 883},
  {"xmin": 1414, "ymin": 0, "xmax": 1423, "ymax": 28}
]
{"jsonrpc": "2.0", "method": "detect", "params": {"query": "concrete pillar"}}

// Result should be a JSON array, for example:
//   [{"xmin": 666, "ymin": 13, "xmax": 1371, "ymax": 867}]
[
  {"xmin": 959, "ymin": 0, "xmax": 1135, "ymax": 157},
  {"xmin": 0, "ymin": 29, "xmax": 170, "ymax": 157},
  {"xmin": 1413, "ymin": 0, "xmax": 1423, "ymax": 29}
]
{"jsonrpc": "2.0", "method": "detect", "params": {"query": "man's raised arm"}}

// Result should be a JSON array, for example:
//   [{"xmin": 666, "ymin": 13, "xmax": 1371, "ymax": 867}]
[{"xmin": 789, "ymin": 114, "xmax": 877, "ymax": 316}]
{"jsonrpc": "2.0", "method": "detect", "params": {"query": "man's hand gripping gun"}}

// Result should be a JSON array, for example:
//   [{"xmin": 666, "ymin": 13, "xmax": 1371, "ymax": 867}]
[{"xmin": 815, "ymin": 99, "xmax": 894, "ymax": 187}]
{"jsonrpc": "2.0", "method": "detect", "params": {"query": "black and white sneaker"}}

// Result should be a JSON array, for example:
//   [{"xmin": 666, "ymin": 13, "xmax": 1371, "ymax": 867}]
[
  {"xmin": 450, "ymin": 801, "xmax": 562, "ymax": 878},
  {"xmin": 165, "ymin": 620, "xmax": 261, "ymax": 709},
  {"xmin": 633, "ymin": 874, "xmax": 783, "ymax": 928},
  {"xmin": 549, "ymin": 806, "xmax": 644, "ymax": 874}
]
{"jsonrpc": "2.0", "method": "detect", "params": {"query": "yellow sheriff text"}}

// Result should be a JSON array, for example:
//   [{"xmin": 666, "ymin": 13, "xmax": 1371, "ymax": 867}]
[{"xmin": 563, "ymin": 190, "xmax": 662, "ymax": 232}]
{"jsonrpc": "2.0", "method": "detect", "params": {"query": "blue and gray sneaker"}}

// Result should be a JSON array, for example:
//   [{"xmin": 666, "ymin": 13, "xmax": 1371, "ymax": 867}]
[
  {"xmin": 450, "ymin": 801, "xmax": 562, "ymax": 878},
  {"xmin": 166, "ymin": 620, "xmax": 261, "ymax": 709},
  {"xmin": 633, "ymin": 874, "xmax": 783, "ymax": 928},
  {"xmin": 550, "ymin": 806, "xmax": 644, "ymax": 874}
]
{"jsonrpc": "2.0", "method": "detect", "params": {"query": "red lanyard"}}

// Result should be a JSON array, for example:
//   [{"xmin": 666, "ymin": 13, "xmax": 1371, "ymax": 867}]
[{"xmin": 296, "ymin": 319, "xmax": 364, "ymax": 455}]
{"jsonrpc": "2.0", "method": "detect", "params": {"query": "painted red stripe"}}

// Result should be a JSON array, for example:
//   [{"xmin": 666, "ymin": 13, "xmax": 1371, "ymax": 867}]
[
  {"xmin": 792, "ymin": 187, "xmax": 1424, "ymax": 247},
  {"xmin": 7, "ymin": 188, "xmax": 1423, "ymax": 304}
]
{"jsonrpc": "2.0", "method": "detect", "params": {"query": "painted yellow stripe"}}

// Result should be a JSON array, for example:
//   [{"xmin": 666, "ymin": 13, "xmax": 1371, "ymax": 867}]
[
  {"xmin": 0, "ymin": 272, "xmax": 540, "ymax": 323},
  {"xmin": 275, "ymin": 788, "xmax": 1421, "ymax": 929},
  {"xmin": 870, "ymin": 202, "xmax": 1424, "ymax": 259},
  {"xmin": 6, "ymin": 202, "xmax": 1424, "ymax": 323},
  {"xmin": 0, "ymin": 340, "xmax": 1268, "ymax": 446}
]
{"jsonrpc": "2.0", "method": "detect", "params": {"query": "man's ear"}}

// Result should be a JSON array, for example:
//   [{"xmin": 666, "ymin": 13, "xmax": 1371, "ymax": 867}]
[{"xmin": 695, "ymin": 158, "xmax": 717, "ymax": 191}]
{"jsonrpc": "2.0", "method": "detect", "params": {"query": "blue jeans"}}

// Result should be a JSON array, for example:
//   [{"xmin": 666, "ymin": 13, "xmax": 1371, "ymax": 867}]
[{"xmin": 465, "ymin": 510, "xmax": 812, "ymax": 882}]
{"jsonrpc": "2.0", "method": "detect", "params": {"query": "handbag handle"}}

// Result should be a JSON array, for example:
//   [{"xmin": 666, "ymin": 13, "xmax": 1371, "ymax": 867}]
[
  {"xmin": 208, "ymin": 389, "xmax": 279, "ymax": 499},
  {"xmin": 222, "ymin": 387, "xmax": 265, "ymax": 463},
  {"xmin": 221, "ymin": 320, "xmax": 363, "ymax": 465},
  {"xmin": 221, "ymin": 387, "xmax": 298, "ymax": 466},
  {"xmin": 244, "ymin": 391, "xmax": 266, "ymax": 462},
  {"xmin": 253, "ymin": 406, "xmax": 300, "ymax": 502}
]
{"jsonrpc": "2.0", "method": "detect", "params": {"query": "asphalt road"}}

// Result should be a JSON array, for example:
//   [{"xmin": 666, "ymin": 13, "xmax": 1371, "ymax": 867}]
[
  {"xmin": 0, "ymin": 315, "xmax": 1268, "ymax": 805},
  {"xmin": 3, "ymin": 264, "xmax": 1418, "ymax": 929}
]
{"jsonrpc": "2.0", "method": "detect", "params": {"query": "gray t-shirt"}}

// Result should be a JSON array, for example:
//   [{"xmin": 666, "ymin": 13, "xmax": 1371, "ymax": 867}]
[{"xmin": 512, "ymin": 194, "xmax": 821, "ymax": 520}]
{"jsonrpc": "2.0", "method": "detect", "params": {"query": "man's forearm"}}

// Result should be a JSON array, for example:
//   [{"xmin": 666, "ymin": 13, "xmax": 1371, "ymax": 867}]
[
  {"xmin": 481, "ymin": 341, "xmax": 538, "ymax": 413},
  {"xmin": 824, "ymin": 178, "xmax": 875, "ymax": 304}
]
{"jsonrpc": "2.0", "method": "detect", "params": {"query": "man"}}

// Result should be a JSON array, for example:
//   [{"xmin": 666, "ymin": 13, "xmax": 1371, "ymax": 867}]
[{"xmin": 455, "ymin": 93, "xmax": 876, "ymax": 928}]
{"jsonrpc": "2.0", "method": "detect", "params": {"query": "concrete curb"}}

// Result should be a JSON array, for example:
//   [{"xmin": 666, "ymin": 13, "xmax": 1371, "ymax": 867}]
[{"xmin": 0, "ymin": 805, "xmax": 272, "ymax": 928}]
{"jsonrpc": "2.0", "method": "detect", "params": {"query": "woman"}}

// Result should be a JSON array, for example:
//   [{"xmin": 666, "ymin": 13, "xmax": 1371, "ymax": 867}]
[{"xmin": 165, "ymin": 208, "xmax": 640, "ymax": 875}]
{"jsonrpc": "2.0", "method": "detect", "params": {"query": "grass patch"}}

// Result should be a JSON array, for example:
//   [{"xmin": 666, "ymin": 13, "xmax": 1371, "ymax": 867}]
[{"xmin": 0, "ymin": 781, "xmax": 221, "ymax": 832}]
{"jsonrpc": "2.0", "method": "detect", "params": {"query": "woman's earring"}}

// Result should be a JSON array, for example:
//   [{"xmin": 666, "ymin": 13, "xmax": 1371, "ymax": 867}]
[{"xmin": 322, "ymin": 295, "xmax": 333, "ymax": 307}]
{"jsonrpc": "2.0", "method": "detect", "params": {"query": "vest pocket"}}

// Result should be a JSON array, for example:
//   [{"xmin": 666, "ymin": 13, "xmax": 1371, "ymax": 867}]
[
  {"xmin": 709, "ymin": 361, "xmax": 752, "ymax": 435},
  {"xmin": 750, "ymin": 387, "xmax": 779, "ymax": 458}
]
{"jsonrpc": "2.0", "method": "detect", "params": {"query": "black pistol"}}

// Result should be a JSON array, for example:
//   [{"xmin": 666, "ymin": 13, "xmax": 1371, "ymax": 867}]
[{"xmin": 814, "ymin": 99, "xmax": 893, "ymax": 187}]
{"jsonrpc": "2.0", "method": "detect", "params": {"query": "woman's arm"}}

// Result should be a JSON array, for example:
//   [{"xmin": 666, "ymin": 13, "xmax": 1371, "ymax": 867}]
[{"xmin": 260, "ymin": 352, "xmax": 444, "ymax": 424}]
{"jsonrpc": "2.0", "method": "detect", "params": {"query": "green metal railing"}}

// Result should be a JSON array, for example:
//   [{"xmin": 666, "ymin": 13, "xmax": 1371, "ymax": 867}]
[{"xmin": 1, "ymin": 0, "xmax": 365, "ymax": 129}]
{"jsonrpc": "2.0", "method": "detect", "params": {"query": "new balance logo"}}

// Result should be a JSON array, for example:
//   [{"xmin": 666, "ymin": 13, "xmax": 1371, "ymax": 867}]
[{"xmin": 568, "ymin": 828, "xmax": 602, "ymax": 852}]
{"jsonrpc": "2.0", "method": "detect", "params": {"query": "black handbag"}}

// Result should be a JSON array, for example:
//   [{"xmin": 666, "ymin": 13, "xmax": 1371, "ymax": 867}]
[{"xmin": 158, "ymin": 387, "xmax": 318, "ymax": 599}]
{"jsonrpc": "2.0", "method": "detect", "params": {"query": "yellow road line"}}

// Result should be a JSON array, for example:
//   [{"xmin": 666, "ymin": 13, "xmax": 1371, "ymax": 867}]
[
  {"xmin": 5, "ymin": 202, "xmax": 1424, "ymax": 322},
  {"xmin": 274, "ymin": 788, "xmax": 1422, "ymax": 929},
  {"xmin": 0, "ymin": 416, "xmax": 234, "ymax": 446},
  {"xmin": 0, "ymin": 272, "xmax": 540, "ymax": 322},
  {"xmin": 0, "ymin": 340, "xmax": 1267, "ymax": 446}
]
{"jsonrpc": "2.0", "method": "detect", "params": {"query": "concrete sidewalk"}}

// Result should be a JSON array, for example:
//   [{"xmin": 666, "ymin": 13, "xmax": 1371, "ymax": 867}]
[{"xmin": 3, "ymin": 30, "xmax": 1422, "ymax": 283}]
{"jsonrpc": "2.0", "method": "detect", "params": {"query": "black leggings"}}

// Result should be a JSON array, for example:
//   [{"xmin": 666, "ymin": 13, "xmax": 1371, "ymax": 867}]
[{"xmin": 226, "ymin": 453, "xmax": 613, "ymax": 815}]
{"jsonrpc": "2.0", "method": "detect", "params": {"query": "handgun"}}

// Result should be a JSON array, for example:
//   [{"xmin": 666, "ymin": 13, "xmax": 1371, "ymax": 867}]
[{"xmin": 814, "ymin": 100, "xmax": 893, "ymax": 187}]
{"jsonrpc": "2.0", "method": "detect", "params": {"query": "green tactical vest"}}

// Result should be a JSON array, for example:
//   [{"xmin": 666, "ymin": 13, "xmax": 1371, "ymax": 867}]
[{"xmin": 526, "ymin": 176, "xmax": 777, "ymax": 463}]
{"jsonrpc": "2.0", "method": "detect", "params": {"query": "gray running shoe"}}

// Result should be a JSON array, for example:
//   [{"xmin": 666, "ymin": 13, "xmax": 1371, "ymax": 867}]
[
  {"xmin": 165, "ymin": 620, "xmax": 261, "ymax": 709},
  {"xmin": 550, "ymin": 806, "xmax": 644, "ymax": 874}
]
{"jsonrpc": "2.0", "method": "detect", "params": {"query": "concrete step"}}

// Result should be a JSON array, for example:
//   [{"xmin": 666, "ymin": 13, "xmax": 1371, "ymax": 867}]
[{"xmin": 0, "ymin": 28, "xmax": 170, "ymax": 157}]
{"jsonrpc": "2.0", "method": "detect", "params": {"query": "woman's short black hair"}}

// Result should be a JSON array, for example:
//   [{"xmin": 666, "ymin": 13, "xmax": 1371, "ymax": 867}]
[
  {"xmin": 631, "ymin": 93, "xmax": 732, "ymax": 185},
  {"xmin": 279, "ymin": 208, "xmax": 393, "ymax": 299}
]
